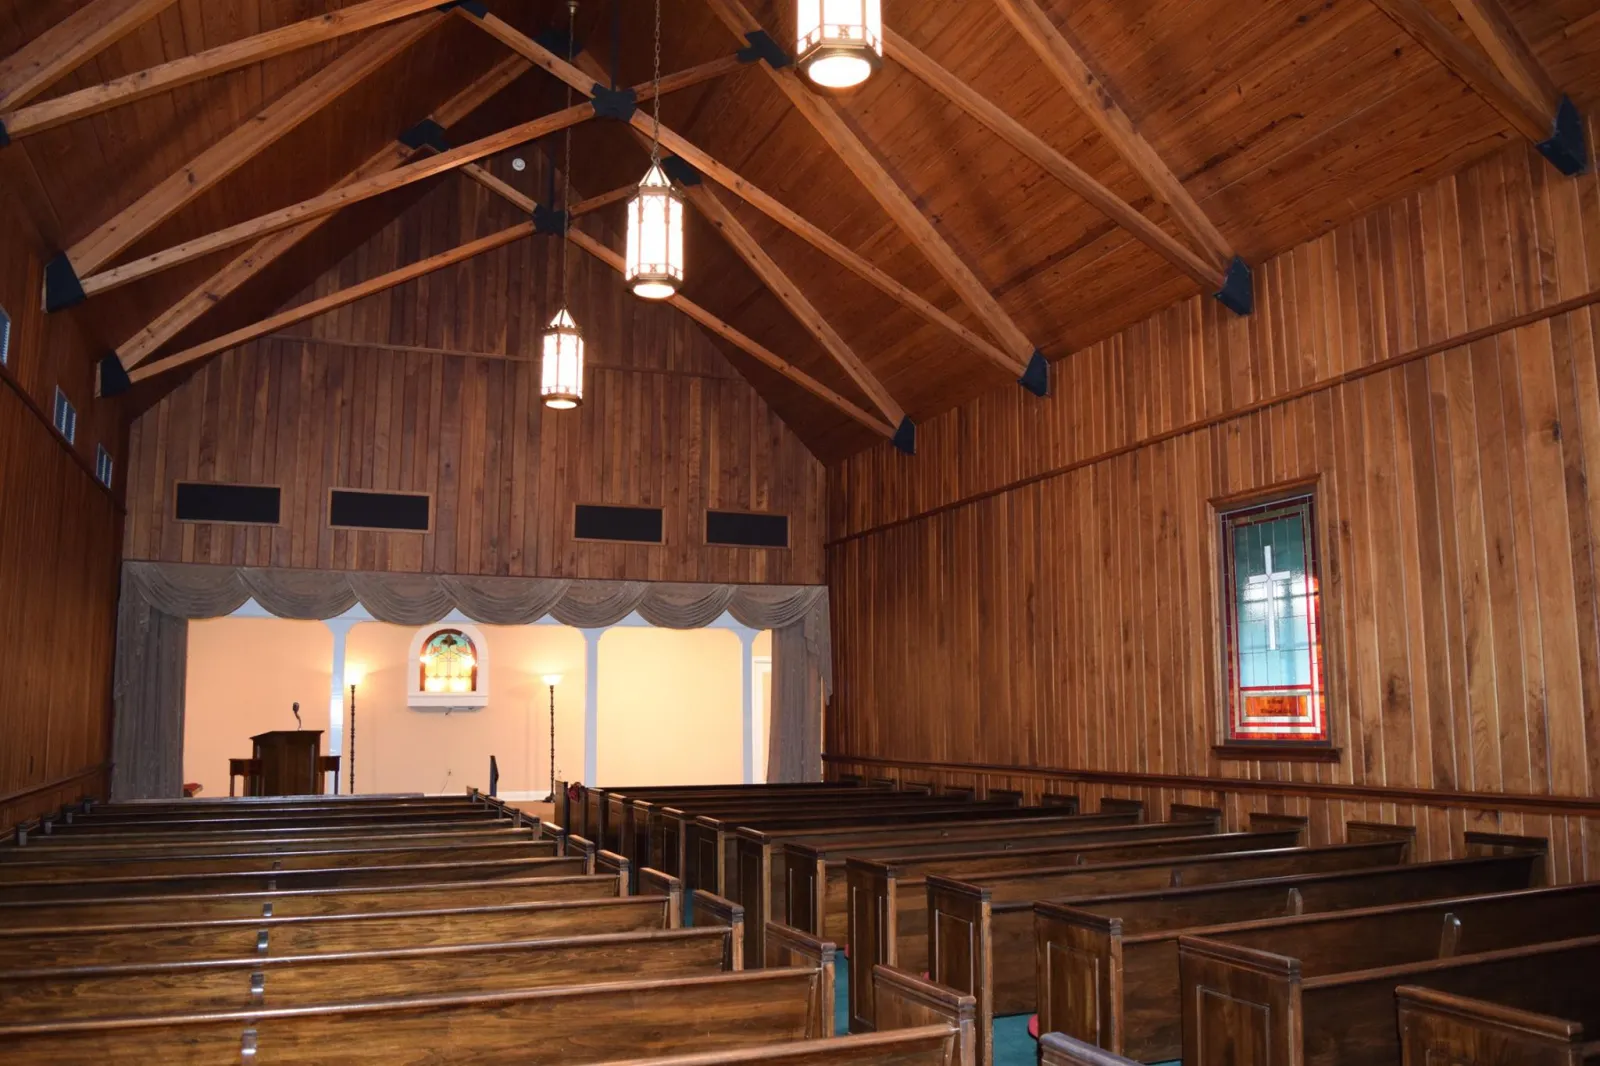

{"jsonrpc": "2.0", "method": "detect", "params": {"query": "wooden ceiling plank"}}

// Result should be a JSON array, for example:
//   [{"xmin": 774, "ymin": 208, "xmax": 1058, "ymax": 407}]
[
  {"xmin": 451, "ymin": 138, "xmax": 898, "ymax": 440},
  {"xmin": 702, "ymin": 0, "xmax": 1043, "ymax": 387},
  {"xmin": 883, "ymin": 28, "xmax": 1224, "ymax": 293},
  {"xmin": 128, "ymin": 221, "xmax": 538, "ymax": 383},
  {"xmin": 115, "ymin": 53, "xmax": 533, "ymax": 370},
  {"xmin": 67, "ymin": 14, "xmax": 447, "ymax": 278},
  {"xmin": 988, "ymin": 0, "xmax": 1236, "ymax": 274},
  {"xmin": 1367, "ymin": 0, "xmax": 1557, "ymax": 144},
  {"xmin": 474, "ymin": 20, "xmax": 1022, "ymax": 378},
  {"xmin": 77, "ymin": 54, "xmax": 737, "ymax": 302},
  {"xmin": 0, "ymin": 0, "xmax": 449, "ymax": 141},
  {"xmin": 0, "ymin": 0, "xmax": 177, "ymax": 113}
]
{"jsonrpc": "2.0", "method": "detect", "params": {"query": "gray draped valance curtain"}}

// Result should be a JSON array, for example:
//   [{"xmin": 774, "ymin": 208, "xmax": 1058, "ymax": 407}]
[{"xmin": 112, "ymin": 561, "xmax": 830, "ymax": 799}]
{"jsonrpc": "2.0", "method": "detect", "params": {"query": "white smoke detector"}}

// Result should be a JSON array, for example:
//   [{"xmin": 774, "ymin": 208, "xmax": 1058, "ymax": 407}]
[{"xmin": 512, "ymin": 157, "xmax": 527, "ymax": 172}]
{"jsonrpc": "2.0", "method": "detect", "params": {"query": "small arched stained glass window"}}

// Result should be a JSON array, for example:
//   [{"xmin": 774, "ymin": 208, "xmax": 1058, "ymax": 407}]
[{"xmin": 419, "ymin": 629, "xmax": 478, "ymax": 696}]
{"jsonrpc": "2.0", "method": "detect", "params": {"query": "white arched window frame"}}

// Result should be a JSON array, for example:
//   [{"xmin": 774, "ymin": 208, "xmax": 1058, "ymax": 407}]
[{"xmin": 407, "ymin": 622, "xmax": 491, "ymax": 710}]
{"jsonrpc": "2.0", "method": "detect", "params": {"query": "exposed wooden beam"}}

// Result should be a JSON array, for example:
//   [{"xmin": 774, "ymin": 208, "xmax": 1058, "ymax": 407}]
[
  {"xmin": 0, "ymin": 0, "xmax": 448, "ymax": 141},
  {"xmin": 572, "ymin": 183, "xmax": 639, "ymax": 216},
  {"xmin": 988, "ymin": 0, "xmax": 1235, "ymax": 274},
  {"xmin": 472, "ymin": 19, "xmax": 1022, "ymax": 379},
  {"xmin": 75, "ymin": 54, "xmax": 737, "ymax": 301},
  {"xmin": 1369, "ymin": 0, "xmax": 1587, "ymax": 174},
  {"xmin": 455, "ymin": 160, "xmax": 899, "ymax": 440},
  {"xmin": 67, "ymin": 15, "xmax": 444, "ymax": 278},
  {"xmin": 115, "ymin": 54, "xmax": 532, "ymax": 370},
  {"xmin": 0, "ymin": 0, "xmax": 176, "ymax": 113},
  {"xmin": 701, "ymin": 0, "xmax": 1047, "ymax": 392},
  {"xmin": 129, "ymin": 222, "xmax": 537, "ymax": 383},
  {"xmin": 883, "ymin": 28, "xmax": 1225, "ymax": 293}
]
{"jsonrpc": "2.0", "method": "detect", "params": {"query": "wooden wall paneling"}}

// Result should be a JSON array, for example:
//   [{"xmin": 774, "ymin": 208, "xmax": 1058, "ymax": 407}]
[{"xmin": 826, "ymin": 132, "xmax": 1600, "ymax": 868}]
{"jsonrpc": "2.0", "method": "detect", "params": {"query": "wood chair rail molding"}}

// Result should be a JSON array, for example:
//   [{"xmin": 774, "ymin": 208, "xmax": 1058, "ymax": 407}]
[
  {"xmin": 827, "ymin": 282, "xmax": 1600, "ymax": 546},
  {"xmin": 0, "ymin": 763, "xmax": 107, "ymax": 809},
  {"xmin": 821, "ymin": 754, "xmax": 1600, "ymax": 818}
]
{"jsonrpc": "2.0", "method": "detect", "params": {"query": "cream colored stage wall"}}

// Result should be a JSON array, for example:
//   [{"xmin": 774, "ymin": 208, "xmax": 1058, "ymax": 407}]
[{"xmin": 184, "ymin": 618, "xmax": 769, "ymax": 798}]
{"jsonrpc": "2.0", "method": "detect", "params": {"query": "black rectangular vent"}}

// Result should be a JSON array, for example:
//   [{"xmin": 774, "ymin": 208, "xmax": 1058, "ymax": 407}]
[
  {"xmin": 706, "ymin": 510, "xmax": 789, "ymax": 548},
  {"xmin": 174, "ymin": 482, "xmax": 281, "ymax": 525},
  {"xmin": 329, "ymin": 489, "xmax": 431, "ymax": 532},
  {"xmin": 574, "ymin": 504, "xmax": 664, "ymax": 544}
]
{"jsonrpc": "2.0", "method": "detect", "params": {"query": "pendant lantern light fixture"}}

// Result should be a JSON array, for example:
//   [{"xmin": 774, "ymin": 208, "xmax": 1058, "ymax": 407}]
[
  {"xmin": 542, "ymin": 1, "xmax": 585, "ymax": 410},
  {"xmin": 624, "ymin": 0, "xmax": 684, "ymax": 301},
  {"xmin": 796, "ymin": 0, "xmax": 882, "ymax": 89}
]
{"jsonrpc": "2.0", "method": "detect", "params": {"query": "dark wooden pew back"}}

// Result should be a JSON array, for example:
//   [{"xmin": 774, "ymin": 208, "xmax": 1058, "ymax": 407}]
[
  {"xmin": 1397, "ymin": 985, "xmax": 1600, "ymax": 1066},
  {"xmin": 0, "ymin": 839, "xmax": 558, "ymax": 881}
]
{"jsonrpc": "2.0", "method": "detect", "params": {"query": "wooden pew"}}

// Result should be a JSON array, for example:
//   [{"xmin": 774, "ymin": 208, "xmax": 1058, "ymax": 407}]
[
  {"xmin": 0, "ymin": 891, "xmax": 684, "ymax": 968},
  {"xmin": 80, "ymin": 795, "xmax": 471, "ymax": 816},
  {"xmin": 0, "ymin": 838, "xmax": 560, "ymax": 881},
  {"xmin": 1177, "ymin": 891, "xmax": 1600, "ymax": 1065},
  {"xmin": 34, "ymin": 807, "xmax": 505, "ymax": 836},
  {"xmin": 583, "ymin": 1026, "xmax": 972, "ymax": 1066},
  {"xmin": 585, "ymin": 784, "xmax": 880, "ymax": 852},
  {"xmin": 680, "ymin": 802, "xmax": 1121, "ymax": 904},
  {"xmin": 6, "ymin": 816, "xmax": 534, "ymax": 849},
  {"xmin": 773, "ymin": 812, "xmax": 1228, "ymax": 949},
  {"xmin": 0, "ymin": 871, "xmax": 624, "ymax": 928},
  {"xmin": 3, "ymin": 823, "xmax": 544, "ymax": 858},
  {"xmin": 1034, "ymin": 850, "xmax": 1545, "ymax": 1060},
  {"xmin": 0, "ymin": 954, "xmax": 839, "ymax": 1063},
  {"xmin": 1397, "ymin": 984, "xmax": 1600, "ymax": 1066},
  {"xmin": 852, "ymin": 835, "xmax": 1410, "ymax": 1040},
  {"xmin": 0, "ymin": 852, "xmax": 591, "ymax": 903},
  {"xmin": 0, "ymin": 924, "xmax": 742, "ymax": 1019}
]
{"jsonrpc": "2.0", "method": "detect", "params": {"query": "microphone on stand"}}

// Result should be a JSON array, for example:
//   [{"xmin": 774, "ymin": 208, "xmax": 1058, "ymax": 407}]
[{"xmin": 292, "ymin": 702, "xmax": 302, "ymax": 730}]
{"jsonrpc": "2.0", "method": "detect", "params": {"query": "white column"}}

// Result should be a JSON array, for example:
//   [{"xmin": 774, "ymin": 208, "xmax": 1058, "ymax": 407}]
[
  {"xmin": 323, "ymin": 619, "xmax": 357, "ymax": 795},
  {"xmin": 734, "ymin": 627, "xmax": 759, "ymax": 784},
  {"xmin": 582, "ymin": 628, "xmax": 604, "ymax": 785}
]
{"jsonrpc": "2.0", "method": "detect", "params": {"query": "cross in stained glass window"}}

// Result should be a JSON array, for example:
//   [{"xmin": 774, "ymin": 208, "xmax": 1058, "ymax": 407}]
[{"xmin": 1220, "ymin": 493, "xmax": 1329, "ymax": 746}]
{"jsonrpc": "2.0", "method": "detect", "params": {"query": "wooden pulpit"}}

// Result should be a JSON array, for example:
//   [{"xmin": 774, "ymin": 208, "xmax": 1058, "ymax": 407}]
[{"xmin": 249, "ymin": 730, "xmax": 324, "ymax": 796}]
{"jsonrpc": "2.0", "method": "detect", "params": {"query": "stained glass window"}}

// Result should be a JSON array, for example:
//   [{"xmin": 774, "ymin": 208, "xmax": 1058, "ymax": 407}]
[
  {"xmin": 1220, "ymin": 493, "xmax": 1329, "ymax": 746},
  {"xmin": 419, "ymin": 629, "xmax": 478, "ymax": 696}
]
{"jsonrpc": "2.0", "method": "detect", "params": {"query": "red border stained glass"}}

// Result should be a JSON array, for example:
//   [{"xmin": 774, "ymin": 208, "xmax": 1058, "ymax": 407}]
[{"xmin": 1220, "ymin": 494, "xmax": 1329, "ymax": 746}]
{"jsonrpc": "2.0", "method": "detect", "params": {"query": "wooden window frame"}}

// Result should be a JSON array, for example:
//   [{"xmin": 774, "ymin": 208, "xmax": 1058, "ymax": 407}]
[{"xmin": 1209, "ymin": 477, "xmax": 1341, "ymax": 763}]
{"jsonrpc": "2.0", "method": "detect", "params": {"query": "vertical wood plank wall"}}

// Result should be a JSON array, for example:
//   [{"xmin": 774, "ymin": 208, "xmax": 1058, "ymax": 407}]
[
  {"xmin": 826, "ymin": 130, "xmax": 1600, "ymax": 880},
  {"xmin": 122, "ymin": 172, "xmax": 826, "ymax": 584},
  {"xmin": 0, "ymin": 198, "xmax": 124, "ymax": 832}
]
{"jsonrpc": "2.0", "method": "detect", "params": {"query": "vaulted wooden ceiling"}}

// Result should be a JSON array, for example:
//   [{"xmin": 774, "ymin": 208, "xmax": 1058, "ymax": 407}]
[{"xmin": 2, "ymin": 0, "xmax": 1597, "ymax": 461}]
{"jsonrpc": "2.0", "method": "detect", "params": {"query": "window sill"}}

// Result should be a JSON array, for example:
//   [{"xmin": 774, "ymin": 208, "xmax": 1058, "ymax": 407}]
[{"xmin": 1213, "ymin": 745, "xmax": 1343, "ymax": 764}]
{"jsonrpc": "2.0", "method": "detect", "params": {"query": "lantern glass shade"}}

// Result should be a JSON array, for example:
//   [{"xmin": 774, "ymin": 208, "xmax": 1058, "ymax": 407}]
[
  {"xmin": 540, "ymin": 308, "xmax": 584, "ymax": 410},
  {"xmin": 624, "ymin": 163, "xmax": 684, "ymax": 301},
  {"xmin": 796, "ymin": 0, "xmax": 882, "ymax": 89}
]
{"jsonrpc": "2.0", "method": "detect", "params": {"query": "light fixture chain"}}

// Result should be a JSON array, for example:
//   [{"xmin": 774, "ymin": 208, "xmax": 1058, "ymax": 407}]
[
  {"xmin": 561, "ymin": 0, "xmax": 577, "ymax": 310},
  {"xmin": 650, "ymin": 0, "xmax": 662, "ymax": 165}
]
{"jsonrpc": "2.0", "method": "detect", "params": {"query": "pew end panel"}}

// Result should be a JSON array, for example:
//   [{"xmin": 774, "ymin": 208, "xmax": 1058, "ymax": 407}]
[
  {"xmin": 847, "ymin": 858, "xmax": 899, "ymax": 1034},
  {"xmin": 1041, "ymin": 794, "xmax": 1080, "ymax": 813},
  {"xmin": 924, "ymin": 875, "xmax": 994, "ymax": 1066},
  {"xmin": 1177, "ymin": 935, "xmax": 1302, "ymax": 1066},
  {"xmin": 1397, "ymin": 984, "xmax": 1598, "ymax": 1066},
  {"xmin": 765, "ymin": 922, "xmax": 839, "ymax": 1037},
  {"xmin": 732, "ymin": 829, "xmax": 777, "ymax": 965},
  {"xmin": 692, "ymin": 890, "xmax": 747, "ymax": 971},
  {"xmin": 1248, "ymin": 813, "xmax": 1310, "ymax": 844},
  {"xmin": 1039, "ymin": 1032, "xmax": 1144, "ymax": 1066},
  {"xmin": 985, "ymin": 788, "xmax": 1025, "ymax": 807},
  {"xmin": 1346, "ymin": 820, "xmax": 1418, "ymax": 861},
  {"xmin": 567, "ymin": 834, "xmax": 598, "ymax": 875},
  {"xmin": 1033, "ymin": 901, "xmax": 1125, "ymax": 1055},
  {"xmin": 781, "ymin": 843, "xmax": 827, "ymax": 936},
  {"xmin": 639, "ymin": 868, "xmax": 684, "ymax": 928},
  {"xmin": 1098, "ymin": 799, "xmax": 1145, "ymax": 823},
  {"xmin": 597, "ymin": 850, "xmax": 632, "ymax": 895},
  {"xmin": 552, "ymin": 780, "xmax": 569, "ymax": 830},
  {"xmin": 1465, "ymin": 831, "xmax": 1551, "ymax": 885},
  {"xmin": 872, "ymin": 965, "xmax": 978, "ymax": 1066},
  {"xmin": 537, "ymin": 821, "xmax": 568, "ymax": 855},
  {"xmin": 1169, "ymin": 804, "xmax": 1223, "ymax": 831}
]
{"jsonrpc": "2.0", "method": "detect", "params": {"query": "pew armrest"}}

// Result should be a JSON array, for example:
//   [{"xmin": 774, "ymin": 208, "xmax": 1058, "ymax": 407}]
[
  {"xmin": 872, "ymin": 965, "xmax": 978, "ymax": 1066},
  {"xmin": 1346, "ymin": 820, "xmax": 1417, "ymax": 861},
  {"xmin": 1039, "ymin": 1032, "xmax": 1143, "ymax": 1066},
  {"xmin": 566, "ymin": 834, "xmax": 598, "ymax": 876},
  {"xmin": 765, "ymin": 922, "xmax": 838, "ymax": 1038},
  {"xmin": 692, "ymin": 890, "xmax": 746, "ymax": 971},
  {"xmin": 1249, "ymin": 812, "xmax": 1310, "ymax": 844},
  {"xmin": 639, "ymin": 868, "xmax": 684, "ymax": 928},
  {"xmin": 1396, "ymin": 984, "xmax": 1594, "ymax": 1064},
  {"xmin": 597, "ymin": 850, "xmax": 632, "ymax": 895}
]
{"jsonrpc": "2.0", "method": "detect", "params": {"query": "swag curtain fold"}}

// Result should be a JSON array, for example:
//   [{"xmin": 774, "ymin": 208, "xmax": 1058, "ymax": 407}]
[{"xmin": 112, "ymin": 562, "xmax": 830, "ymax": 798}]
